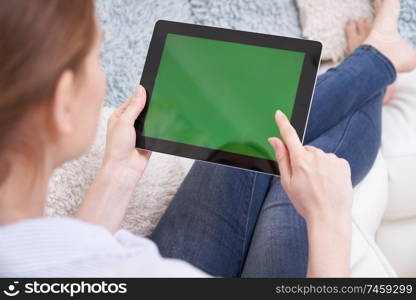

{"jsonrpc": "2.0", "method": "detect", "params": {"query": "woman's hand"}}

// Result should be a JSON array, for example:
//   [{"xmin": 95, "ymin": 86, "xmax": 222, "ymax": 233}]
[
  {"xmin": 268, "ymin": 110, "xmax": 353, "ymax": 277},
  {"xmin": 103, "ymin": 85, "xmax": 151, "ymax": 181},
  {"xmin": 76, "ymin": 86, "xmax": 151, "ymax": 233},
  {"xmin": 268, "ymin": 110, "xmax": 353, "ymax": 223}
]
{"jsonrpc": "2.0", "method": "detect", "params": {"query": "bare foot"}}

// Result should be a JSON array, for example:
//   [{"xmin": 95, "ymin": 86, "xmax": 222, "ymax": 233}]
[
  {"xmin": 365, "ymin": 0, "xmax": 416, "ymax": 73},
  {"xmin": 345, "ymin": 17, "xmax": 373, "ymax": 55},
  {"xmin": 345, "ymin": 15, "xmax": 395, "ymax": 104},
  {"xmin": 373, "ymin": 0, "xmax": 383, "ymax": 13}
]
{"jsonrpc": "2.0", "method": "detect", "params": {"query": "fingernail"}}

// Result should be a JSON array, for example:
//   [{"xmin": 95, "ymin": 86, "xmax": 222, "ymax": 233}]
[
  {"xmin": 133, "ymin": 87, "xmax": 140, "ymax": 99},
  {"xmin": 268, "ymin": 137, "xmax": 277, "ymax": 149},
  {"xmin": 275, "ymin": 138, "xmax": 285, "ymax": 160},
  {"xmin": 139, "ymin": 85, "xmax": 146, "ymax": 98},
  {"xmin": 133, "ymin": 86, "xmax": 145, "ymax": 99},
  {"xmin": 275, "ymin": 110, "xmax": 284, "ymax": 120}
]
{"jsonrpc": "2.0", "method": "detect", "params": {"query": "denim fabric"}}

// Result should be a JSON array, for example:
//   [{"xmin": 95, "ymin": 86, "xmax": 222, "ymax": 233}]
[{"xmin": 151, "ymin": 45, "xmax": 396, "ymax": 277}]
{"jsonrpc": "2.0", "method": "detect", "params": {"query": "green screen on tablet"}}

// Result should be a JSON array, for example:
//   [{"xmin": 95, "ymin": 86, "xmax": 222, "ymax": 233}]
[{"xmin": 143, "ymin": 33, "xmax": 305, "ymax": 161}]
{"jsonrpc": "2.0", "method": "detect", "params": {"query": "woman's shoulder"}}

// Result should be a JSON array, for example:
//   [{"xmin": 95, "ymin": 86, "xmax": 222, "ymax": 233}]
[
  {"xmin": 1, "ymin": 215, "xmax": 104, "ymax": 231},
  {"xmin": 0, "ymin": 216, "xmax": 209, "ymax": 277},
  {"xmin": 0, "ymin": 216, "xmax": 114, "ymax": 246},
  {"xmin": 0, "ymin": 216, "xmax": 143, "ymax": 276},
  {"xmin": 0, "ymin": 216, "xmax": 148, "ymax": 255}
]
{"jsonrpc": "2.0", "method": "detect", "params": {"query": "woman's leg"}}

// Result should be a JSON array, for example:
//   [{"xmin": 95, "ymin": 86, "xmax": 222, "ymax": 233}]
[
  {"xmin": 151, "ymin": 45, "xmax": 396, "ymax": 277},
  {"xmin": 305, "ymin": 45, "xmax": 395, "ymax": 143}
]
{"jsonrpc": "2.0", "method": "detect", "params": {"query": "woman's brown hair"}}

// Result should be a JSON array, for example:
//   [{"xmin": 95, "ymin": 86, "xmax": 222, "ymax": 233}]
[{"xmin": 0, "ymin": 0, "xmax": 95, "ymax": 182}]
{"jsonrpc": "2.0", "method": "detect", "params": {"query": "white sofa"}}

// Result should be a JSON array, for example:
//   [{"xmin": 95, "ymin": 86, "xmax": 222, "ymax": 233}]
[
  {"xmin": 377, "ymin": 70, "xmax": 416, "ymax": 277},
  {"xmin": 345, "ymin": 70, "xmax": 416, "ymax": 277}
]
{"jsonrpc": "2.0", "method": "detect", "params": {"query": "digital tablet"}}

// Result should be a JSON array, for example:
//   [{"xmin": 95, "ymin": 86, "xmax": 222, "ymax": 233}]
[{"xmin": 135, "ymin": 20, "xmax": 322, "ymax": 175}]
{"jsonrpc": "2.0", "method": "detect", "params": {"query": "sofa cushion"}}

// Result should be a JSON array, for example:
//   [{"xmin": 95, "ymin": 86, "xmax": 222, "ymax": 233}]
[
  {"xmin": 350, "ymin": 152, "xmax": 396, "ymax": 277},
  {"xmin": 377, "ymin": 218, "xmax": 416, "ymax": 277},
  {"xmin": 377, "ymin": 70, "xmax": 416, "ymax": 277},
  {"xmin": 382, "ymin": 71, "xmax": 416, "ymax": 220},
  {"xmin": 351, "ymin": 220, "xmax": 397, "ymax": 277},
  {"xmin": 352, "ymin": 153, "xmax": 389, "ymax": 236}
]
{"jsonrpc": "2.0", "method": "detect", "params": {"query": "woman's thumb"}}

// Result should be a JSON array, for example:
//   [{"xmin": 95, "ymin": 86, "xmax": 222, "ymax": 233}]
[
  {"xmin": 268, "ymin": 137, "xmax": 283, "ymax": 158},
  {"xmin": 123, "ymin": 85, "xmax": 147, "ymax": 124}
]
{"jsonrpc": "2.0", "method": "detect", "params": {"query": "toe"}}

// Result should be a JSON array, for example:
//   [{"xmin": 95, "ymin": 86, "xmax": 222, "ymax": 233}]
[
  {"xmin": 345, "ymin": 21, "xmax": 359, "ymax": 53},
  {"xmin": 357, "ymin": 18, "xmax": 367, "ymax": 36},
  {"xmin": 373, "ymin": 0, "xmax": 382, "ymax": 13},
  {"xmin": 364, "ymin": 17, "xmax": 373, "ymax": 35},
  {"xmin": 345, "ymin": 21, "xmax": 357, "ymax": 36}
]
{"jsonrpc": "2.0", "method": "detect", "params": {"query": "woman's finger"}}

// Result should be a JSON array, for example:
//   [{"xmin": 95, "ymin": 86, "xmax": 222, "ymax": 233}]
[
  {"xmin": 304, "ymin": 145, "xmax": 323, "ymax": 154},
  {"xmin": 121, "ymin": 85, "xmax": 147, "ymax": 125},
  {"xmin": 268, "ymin": 137, "xmax": 292, "ymax": 181},
  {"xmin": 109, "ymin": 95, "xmax": 132, "ymax": 122},
  {"xmin": 137, "ymin": 148, "xmax": 152, "ymax": 160},
  {"xmin": 274, "ymin": 110, "xmax": 304, "ymax": 161}
]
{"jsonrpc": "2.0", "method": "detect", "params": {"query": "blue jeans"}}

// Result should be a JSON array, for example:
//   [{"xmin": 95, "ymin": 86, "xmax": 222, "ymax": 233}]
[{"xmin": 150, "ymin": 45, "xmax": 396, "ymax": 277}]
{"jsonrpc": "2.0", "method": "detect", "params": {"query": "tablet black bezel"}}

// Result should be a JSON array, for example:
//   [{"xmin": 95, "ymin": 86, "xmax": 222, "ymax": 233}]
[{"xmin": 135, "ymin": 20, "xmax": 322, "ymax": 176}]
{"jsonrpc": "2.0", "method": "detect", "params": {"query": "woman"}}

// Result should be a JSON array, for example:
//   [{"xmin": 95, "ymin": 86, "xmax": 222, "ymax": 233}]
[{"xmin": 0, "ymin": 0, "xmax": 415, "ymax": 277}]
